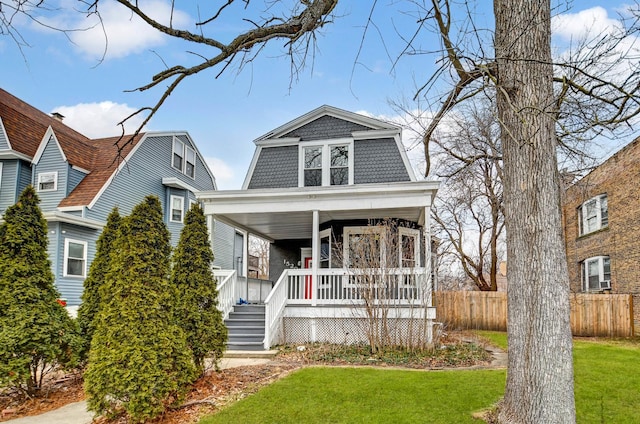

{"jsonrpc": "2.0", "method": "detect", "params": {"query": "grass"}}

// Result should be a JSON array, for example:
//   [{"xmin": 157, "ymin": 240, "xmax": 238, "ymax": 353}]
[
  {"xmin": 200, "ymin": 334, "xmax": 640, "ymax": 423},
  {"xmin": 199, "ymin": 367, "xmax": 506, "ymax": 424}
]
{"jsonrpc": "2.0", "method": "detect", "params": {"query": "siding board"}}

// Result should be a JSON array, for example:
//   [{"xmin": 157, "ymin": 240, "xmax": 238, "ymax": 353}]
[
  {"xmin": 0, "ymin": 160, "xmax": 17, "ymax": 214},
  {"xmin": 248, "ymin": 145, "xmax": 298, "ymax": 189},
  {"xmin": 354, "ymin": 139, "xmax": 410, "ymax": 183},
  {"xmin": 34, "ymin": 136, "xmax": 67, "ymax": 211}
]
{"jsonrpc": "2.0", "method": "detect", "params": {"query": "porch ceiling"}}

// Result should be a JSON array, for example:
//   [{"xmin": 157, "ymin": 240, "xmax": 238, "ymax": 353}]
[{"xmin": 199, "ymin": 181, "xmax": 439, "ymax": 241}]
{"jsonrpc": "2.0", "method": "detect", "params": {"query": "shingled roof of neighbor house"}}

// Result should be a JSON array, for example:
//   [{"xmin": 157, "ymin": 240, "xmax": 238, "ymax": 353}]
[{"xmin": 0, "ymin": 88, "xmax": 143, "ymax": 208}]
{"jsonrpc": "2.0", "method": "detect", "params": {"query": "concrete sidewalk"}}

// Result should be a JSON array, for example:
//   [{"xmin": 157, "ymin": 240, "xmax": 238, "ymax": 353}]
[{"xmin": 6, "ymin": 357, "xmax": 274, "ymax": 424}]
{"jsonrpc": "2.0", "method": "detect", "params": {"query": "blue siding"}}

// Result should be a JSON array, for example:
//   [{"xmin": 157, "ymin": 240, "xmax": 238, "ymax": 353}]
[
  {"xmin": 247, "ymin": 146, "xmax": 298, "ymax": 189},
  {"xmin": 67, "ymin": 166, "xmax": 87, "ymax": 195},
  {"xmin": 167, "ymin": 187, "xmax": 187, "ymax": 246},
  {"xmin": 34, "ymin": 136, "xmax": 68, "ymax": 211},
  {"xmin": 175, "ymin": 134, "xmax": 216, "ymax": 190},
  {"xmin": 16, "ymin": 160, "xmax": 32, "ymax": 200},
  {"xmin": 86, "ymin": 134, "xmax": 215, "ymax": 246},
  {"xmin": 212, "ymin": 220, "xmax": 235, "ymax": 269},
  {"xmin": 0, "ymin": 160, "xmax": 17, "ymax": 214},
  {"xmin": 0, "ymin": 119, "xmax": 9, "ymax": 150},
  {"xmin": 51, "ymin": 223, "xmax": 99, "ymax": 306},
  {"xmin": 354, "ymin": 138, "xmax": 411, "ymax": 183}
]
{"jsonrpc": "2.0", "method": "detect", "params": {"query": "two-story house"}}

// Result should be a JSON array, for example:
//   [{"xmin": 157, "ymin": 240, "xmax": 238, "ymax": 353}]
[
  {"xmin": 0, "ymin": 88, "xmax": 228, "ymax": 308},
  {"xmin": 199, "ymin": 105, "xmax": 440, "ymax": 350},
  {"xmin": 562, "ymin": 136, "xmax": 640, "ymax": 333}
]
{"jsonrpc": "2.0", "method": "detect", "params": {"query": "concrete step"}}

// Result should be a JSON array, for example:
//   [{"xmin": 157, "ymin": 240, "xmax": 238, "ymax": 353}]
[
  {"xmin": 233, "ymin": 304, "xmax": 266, "ymax": 313},
  {"xmin": 225, "ymin": 325, "xmax": 265, "ymax": 335}
]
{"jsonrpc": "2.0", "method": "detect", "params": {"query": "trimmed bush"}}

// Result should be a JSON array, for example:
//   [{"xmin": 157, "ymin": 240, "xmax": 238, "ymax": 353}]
[
  {"xmin": 76, "ymin": 207, "xmax": 121, "ymax": 361},
  {"xmin": 172, "ymin": 203, "xmax": 227, "ymax": 374},
  {"xmin": 84, "ymin": 196, "xmax": 196, "ymax": 422},
  {"xmin": 0, "ymin": 186, "xmax": 81, "ymax": 396}
]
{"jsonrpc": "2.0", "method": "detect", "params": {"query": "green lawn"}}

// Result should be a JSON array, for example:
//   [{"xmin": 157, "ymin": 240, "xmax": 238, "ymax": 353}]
[{"xmin": 200, "ymin": 335, "xmax": 640, "ymax": 424}]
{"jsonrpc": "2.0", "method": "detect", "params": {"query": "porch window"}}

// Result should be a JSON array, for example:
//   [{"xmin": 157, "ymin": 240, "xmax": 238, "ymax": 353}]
[
  {"xmin": 64, "ymin": 239, "xmax": 87, "ymax": 277},
  {"xmin": 170, "ymin": 195, "xmax": 184, "ymax": 223},
  {"xmin": 344, "ymin": 226, "xmax": 385, "ymax": 268},
  {"xmin": 299, "ymin": 140, "xmax": 353, "ymax": 187},
  {"xmin": 581, "ymin": 256, "xmax": 611, "ymax": 291},
  {"xmin": 399, "ymin": 227, "xmax": 421, "ymax": 268},
  {"xmin": 578, "ymin": 194, "xmax": 608, "ymax": 236},
  {"xmin": 303, "ymin": 146, "xmax": 322, "ymax": 186},
  {"xmin": 172, "ymin": 137, "xmax": 184, "ymax": 171},
  {"xmin": 319, "ymin": 229, "xmax": 331, "ymax": 268},
  {"xmin": 37, "ymin": 171, "xmax": 58, "ymax": 192}
]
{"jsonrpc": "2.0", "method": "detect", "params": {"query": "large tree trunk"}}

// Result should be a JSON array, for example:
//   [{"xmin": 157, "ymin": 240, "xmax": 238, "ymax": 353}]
[{"xmin": 494, "ymin": 1, "xmax": 576, "ymax": 423}]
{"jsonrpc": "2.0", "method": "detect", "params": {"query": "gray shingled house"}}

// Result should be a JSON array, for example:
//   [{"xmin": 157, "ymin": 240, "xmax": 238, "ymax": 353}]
[{"xmin": 199, "ymin": 106, "xmax": 439, "ymax": 350}]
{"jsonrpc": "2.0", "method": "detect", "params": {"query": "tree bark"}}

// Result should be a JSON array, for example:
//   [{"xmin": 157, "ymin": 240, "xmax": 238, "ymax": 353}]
[{"xmin": 494, "ymin": 0, "xmax": 576, "ymax": 423}]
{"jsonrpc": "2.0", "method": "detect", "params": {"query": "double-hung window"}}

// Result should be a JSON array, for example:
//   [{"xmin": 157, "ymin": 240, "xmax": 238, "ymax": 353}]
[
  {"xmin": 578, "ymin": 194, "xmax": 608, "ymax": 235},
  {"xmin": 300, "ymin": 140, "xmax": 353, "ymax": 187},
  {"xmin": 172, "ymin": 138, "xmax": 184, "ymax": 171},
  {"xmin": 581, "ymin": 256, "xmax": 611, "ymax": 291},
  {"xmin": 170, "ymin": 195, "xmax": 184, "ymax": 223},
  {"xmin": 172, "ymin": 137, "xmax": 197, "ymax": 179},
  {"xmin": 37, "ymin": 171, "xmax": 58, "ymax": 192},
  {"xmin": 64, "ymin": 239, "xmax": 87, "ymax": 277}
]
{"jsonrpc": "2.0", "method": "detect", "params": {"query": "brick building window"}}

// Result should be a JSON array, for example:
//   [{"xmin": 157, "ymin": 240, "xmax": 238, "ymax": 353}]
[
  {"xmin": 577, "ymin": 194, "xmax": 608, "ymax": 236},
  {"xmin": 581, "ymin": 256, "xmax": 611, "ymax": 291}
]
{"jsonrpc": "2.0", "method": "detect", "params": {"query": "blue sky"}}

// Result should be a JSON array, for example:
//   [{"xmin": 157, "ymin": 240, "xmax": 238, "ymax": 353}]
[{"xmin": 1, "ymin": 1, "xmax": 636, "ymax": 189}]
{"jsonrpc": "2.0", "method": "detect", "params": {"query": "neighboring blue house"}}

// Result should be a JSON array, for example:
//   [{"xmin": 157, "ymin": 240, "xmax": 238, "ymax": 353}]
[
  {"xmin": 0, "ymin": 88, "xmax": 223, "ymax": 307},
  {"xmin": 199, "ymin": 105, "xmax": 440, "ymax": 350}
]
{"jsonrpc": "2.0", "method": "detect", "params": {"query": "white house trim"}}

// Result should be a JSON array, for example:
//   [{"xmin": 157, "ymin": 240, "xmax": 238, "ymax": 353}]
[
  {"xmin": 242, "ymin": 145, "xmax": 263, "ymax": 190},
  {"xmin": 162, "ymin": 177, "xmax": 199, "ymax": 194},
  {"xmin": 351, "ymin": 128, "xmax": 400, "ymax": 140},
  {"xmin": 0, "ymin": 150, "xmax": 32, "ymax": 161},
  {"xmin": 254, "ymin": 137, "xmax": 301, "ymax": 147},
  {"xmin": 43, "ymin": 211, "xmax": 105, "ymax": 229},
  {"xmin": 71, "ymin": 165, "xmax": 90, "ymax": 174},
  {"xmin": 32, "ymin": 126, "xmax": 67, "ymax": 165}
]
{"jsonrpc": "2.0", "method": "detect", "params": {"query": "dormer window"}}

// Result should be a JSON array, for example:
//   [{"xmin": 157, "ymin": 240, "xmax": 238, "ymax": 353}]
[
  {"xmin": 185, "ymin": 147, "xmax": 196, "ymax": 178},
  {"xmin": 299, "ymin": 140, "xmax": 353, "ymax": 187},
  {"xmin": 37, "ymin": 171, "xmax": 58, "ymax": 192},
  {"xmin": 578, "ymin": 194, "xmax": 608, "ymax": 236},
  {"xmin": 173, "ymin": 138, "xmax": 184, "ymax": 171}
]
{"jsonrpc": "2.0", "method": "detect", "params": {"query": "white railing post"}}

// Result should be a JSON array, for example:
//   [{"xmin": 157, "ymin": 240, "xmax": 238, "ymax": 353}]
[
  {"xmin": 263, "ymin": 269, "xmax": 289, "ymax": 350},
  {"xmin": 213, "ymin": 269, "xmax": 237, "ymax": 320}
]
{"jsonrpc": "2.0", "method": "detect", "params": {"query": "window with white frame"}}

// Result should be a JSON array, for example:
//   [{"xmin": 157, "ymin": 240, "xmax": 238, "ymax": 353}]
[
  {"xmin": 319, "ymin": 229, "xmax": 331, "ymax": 269},
  {"xmin": 299, "ymin": 141, "xmax": 353, "ymax": 187},
  {"xmin": 170, "ymin": 195, "xmax": 184, "ymax": 223},
  {"xmin": 172, "ymin": 137, "xmax": 184, "ymax": 171},
  {"xmin": 343, "ymin": 226, "xmax": 385, "ymax": 268},
  {"xmin": 578, "ymin": 194, "xmax": 608, "ymax": 236},
  {"xmin": 37, "ymin": 171, "xmax": 58, "ymax": 192},
  {"xmin": 64, "ymin": 239, "xmax": 87, "ymax": 277},
  {"xmin": 398, "ymin": 227, "xmax": 421, "ymax": 268},
  {"xmin": 185, "ymin": 146, "xmax": 196, "ymax": 178},
  {"xmin": 581, "ymin": 256, "xmax": 611, "ymax": 291}
]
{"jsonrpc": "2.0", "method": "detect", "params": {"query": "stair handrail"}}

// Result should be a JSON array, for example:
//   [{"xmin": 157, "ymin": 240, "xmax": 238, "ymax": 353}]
[
  {"xmin": 213, "ymin": 269, "xmax": 237, "ymax": 320},
  {"xmin": 263, "ymin": 269, "xmax": 289, "ymax": 350}
]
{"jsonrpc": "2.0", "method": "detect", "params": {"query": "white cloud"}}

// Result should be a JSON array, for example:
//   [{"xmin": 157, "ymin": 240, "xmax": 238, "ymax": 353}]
[
  {"xmin": 204, "ymin": 156, "xmax": 242, "ymax": 190},
  {"xmin": 52, "ymin": 101, "xmax": 145, "ymax": 138},
  {"xmin": 40, "ymin": 0, "xmax": 191, "ymax": 60},
  {"xmin": 552, "ymin": 7, "xmax": 620, "ymax": 41}
]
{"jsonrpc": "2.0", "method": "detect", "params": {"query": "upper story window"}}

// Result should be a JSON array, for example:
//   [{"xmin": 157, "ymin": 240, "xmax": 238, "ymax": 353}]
[
  {"xmin": 172, "ymin": 138, "xmax": 184, "ymax": 171},
  {"xmin": 170, "ymin": 195, "xmax": 184, "ymax": 223},
  {"xmin": 64, "ymin": 239, "xmax": 87, "ymax": 277},
  {"xmin": 578, "ymin": 194, "xmax": 608, "ymax": 236},
  {"xmin": 299, "ymin": 140, "xmax": 353, "ymax": 187},
  {"xmin": 37, "ymin": 171, "xmax": 58, "ymax": 192},
  {"xmin": 172, "ymin": 137, "xmax": 196, "ymax": 179},
  {"xmin": 581, "ymin": 256, "xmax": 611, "ymax": 291}
]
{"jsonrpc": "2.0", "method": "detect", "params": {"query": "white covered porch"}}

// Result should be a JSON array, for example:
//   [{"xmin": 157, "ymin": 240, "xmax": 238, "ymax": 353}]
[{"xmin": 200, "ymin": 181, "xmax": 439, "ymax": 349}]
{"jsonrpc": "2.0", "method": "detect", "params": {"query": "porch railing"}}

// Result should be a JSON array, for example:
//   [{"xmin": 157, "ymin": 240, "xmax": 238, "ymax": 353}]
[
  {"xmin": 263, "ymin": 269, "xmax": 289, "ymax": 349},
  {"xmin": 213, "ymin": 269, "xmax": 237, "ymax": 320},
  {"xmin": 286, "ymin": 268, "xmax": 430, "ymax": 305}
]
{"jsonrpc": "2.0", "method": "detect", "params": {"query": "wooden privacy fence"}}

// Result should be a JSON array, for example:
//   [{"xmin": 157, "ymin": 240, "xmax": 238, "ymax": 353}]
[{"xmin": 433, "ymin": 291, "xmax": 634, "ymax": 337}]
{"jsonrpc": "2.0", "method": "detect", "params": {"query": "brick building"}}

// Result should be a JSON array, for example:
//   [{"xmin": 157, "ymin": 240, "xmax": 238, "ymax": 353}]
[{"xmin": 562, "ymin": 137, "xmax": 640, "ymax": 332}]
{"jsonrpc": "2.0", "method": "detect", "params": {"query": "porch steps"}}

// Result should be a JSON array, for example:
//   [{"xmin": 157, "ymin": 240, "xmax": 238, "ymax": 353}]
[{"xmin": 225, "ymin": 304, "xmax": 266, "ymax": 351}]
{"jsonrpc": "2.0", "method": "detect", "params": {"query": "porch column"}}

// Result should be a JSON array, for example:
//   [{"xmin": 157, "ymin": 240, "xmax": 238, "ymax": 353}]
[
  {"xmin": 311, "ymin": 209, "xmax": 319, "ymax": 306},
  {"xmin": 423, "ymin": 206, "xmax": 433, "ymax": 307}
]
